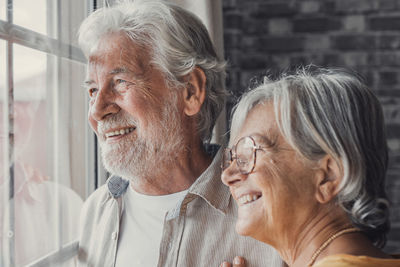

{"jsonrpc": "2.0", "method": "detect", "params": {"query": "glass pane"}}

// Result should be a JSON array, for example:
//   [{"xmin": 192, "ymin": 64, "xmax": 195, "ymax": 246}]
[
  {"xmin": 7, "ymin": 44, "xmax": 83, "ymax": 266},
  {"xmin": 13, "ymin": 0, "xmax": 47, "ymax": 35},
  {"xmin": 59, "ymin": 0, "xmax": 88, "ymax": 46},
  {"xmin": 0, "ymin": 40, "xmax": 7, "ymax": 267},
  {"xmin": 59, "ymin": 57, "xmax": 88, "ymax": 200},
  {"xmin": 12, "ymin": 44, "xmax": 49, "ymax": 265},
  {"xmin": 0, "ymin": 41, "xmax": 5, "ymax": 175},
  {"xmin": 0, "ymin": 0, "xmax": 6, "ymax": 21}
]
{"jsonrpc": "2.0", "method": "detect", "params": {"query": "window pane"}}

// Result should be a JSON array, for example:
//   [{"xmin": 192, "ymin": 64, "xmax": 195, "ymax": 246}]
[
  {"xmin": 0, "ymin": 41, "xmax": 5, "ymax": 162},
  {"xmin": 12, "ymin": 44, "xmax": 49, "ymax": 265},
  {"xmin": 1, "ymin": 0, "xmax": 90, "ymax": 264},
  {"xmin": 59, "ymin": 57, "xmax": 88, "ymax": 199},
  {"xmin": 0, "ymin": 40, "xmax": 7, "ymax": 267},
  {"xmin": 0, "ymin": 0, "xmax": 6, "ymax": 21},
  {"xmin": 9, "ymin": 44, "xmax": 83, "ymax": 266},
  {"xmin": 13, "ymin": 0, "xmax": 47, "ymax": 35},
  {"xmin": 59, "ymin": 0, "xmax": 88, "ymax": 47},
  {"xmin": 14, "ymin": 45, "xmax": 46, "ymax": 100}
]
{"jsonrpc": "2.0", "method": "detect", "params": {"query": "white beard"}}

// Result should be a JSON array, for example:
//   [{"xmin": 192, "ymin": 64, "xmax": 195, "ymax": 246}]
[{"xmin": 98, "ymin": 93, "xmax": 185, "ymax": 181}]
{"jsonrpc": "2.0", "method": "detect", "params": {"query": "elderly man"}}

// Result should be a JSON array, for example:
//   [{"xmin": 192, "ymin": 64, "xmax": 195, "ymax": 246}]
[{"xmin": 77, "ymin": 1, "xmax": 282, "ymax": 266}]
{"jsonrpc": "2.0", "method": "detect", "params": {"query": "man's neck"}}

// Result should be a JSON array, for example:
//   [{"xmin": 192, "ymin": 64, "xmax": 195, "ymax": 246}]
[{"xmin": 129, "ymin": 141, "xmax": 213, "ymax": 196}]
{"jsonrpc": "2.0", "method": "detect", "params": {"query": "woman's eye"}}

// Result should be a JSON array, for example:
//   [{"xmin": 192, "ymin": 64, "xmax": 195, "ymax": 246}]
[
  {"xmin": 237, "ymin": 157, "xmax": 248, "ymax": 165},
  {"xmin": 88, "ymin": 88, "xmax": 98, "ymax": 97}
]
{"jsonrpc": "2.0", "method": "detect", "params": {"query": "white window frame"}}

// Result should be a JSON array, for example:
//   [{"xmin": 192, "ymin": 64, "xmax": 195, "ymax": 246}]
[{"xmin": 0, "ymin": 0, "xmax": 107, "ymax": 266}]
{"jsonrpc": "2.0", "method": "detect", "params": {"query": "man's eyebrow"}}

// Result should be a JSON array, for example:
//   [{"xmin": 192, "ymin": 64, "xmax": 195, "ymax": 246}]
[
  {"xmin": 83, "ymin": 80, "xmax": 95, "ymax": 87},
  {"xmin": 82, "ymin": 67, "xmax": 128, "ymax": 87},
  {"xmin": 109, "ymin": 67, "xmax": 128, "ymax": 75}
]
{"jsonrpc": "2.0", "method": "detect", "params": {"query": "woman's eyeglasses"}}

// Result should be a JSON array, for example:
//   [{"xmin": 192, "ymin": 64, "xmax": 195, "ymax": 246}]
[{"xmin": 222, "ymin": 136, "xmax": 266, "ymax": 175}]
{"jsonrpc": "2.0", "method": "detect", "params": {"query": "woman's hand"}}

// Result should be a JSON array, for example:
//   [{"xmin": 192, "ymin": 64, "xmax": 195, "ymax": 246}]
[{"xmin": 220, "ymin": 256, "xmax": 246, "ymax": 267}]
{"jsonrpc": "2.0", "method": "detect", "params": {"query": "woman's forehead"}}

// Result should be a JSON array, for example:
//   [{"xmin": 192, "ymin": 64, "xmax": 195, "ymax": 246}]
[{"xmin": 237, "ymin": 104, "xmax": 276, "ymax": 135}]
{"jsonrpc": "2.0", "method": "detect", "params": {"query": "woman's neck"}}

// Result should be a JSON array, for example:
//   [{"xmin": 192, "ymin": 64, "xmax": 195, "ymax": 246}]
[{"xmin": 278, "ymin": 206, "xmax": 355, "ymax": 266}]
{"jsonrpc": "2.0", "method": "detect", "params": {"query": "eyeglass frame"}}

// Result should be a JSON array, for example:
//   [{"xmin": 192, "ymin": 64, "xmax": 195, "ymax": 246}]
[{"xmin": 221, "ymin": 135, "xmax": 267, "ymax": 175}]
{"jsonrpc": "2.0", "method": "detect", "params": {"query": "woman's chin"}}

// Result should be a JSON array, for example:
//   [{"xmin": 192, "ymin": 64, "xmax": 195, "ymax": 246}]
[
  {"xmin": 235, "ymin": 215, "xmax": 272, "ymax": 245},
  {"xmin": 235, "ymin": 219, "xmax": 254, "ymax": 237}
]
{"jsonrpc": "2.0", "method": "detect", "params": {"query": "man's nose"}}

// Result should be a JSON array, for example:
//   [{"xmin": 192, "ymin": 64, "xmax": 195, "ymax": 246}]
[
  {"xmin": 221, "ymin": 160, "xmax": 247, "ymax": 187},
  {"xmin": 90, "ymin": 88, "xmax": 120, "ymax": 121}
]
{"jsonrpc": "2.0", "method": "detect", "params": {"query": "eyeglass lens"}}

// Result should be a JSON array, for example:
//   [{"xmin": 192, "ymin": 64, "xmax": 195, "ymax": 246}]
[{"xmin": 222, "ymin": 136, "xmax": 256, "ymax": 174}]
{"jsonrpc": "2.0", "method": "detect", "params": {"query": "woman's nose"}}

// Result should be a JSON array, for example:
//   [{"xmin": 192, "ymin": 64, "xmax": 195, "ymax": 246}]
[{"xmin": 221, "ymin": 160, "xmax": 246, "ymax": 187}]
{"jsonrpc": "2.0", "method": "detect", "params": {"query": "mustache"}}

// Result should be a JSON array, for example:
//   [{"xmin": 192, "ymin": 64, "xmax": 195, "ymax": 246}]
[{"xmin": 97, "ymin": 113, "xmax": 138, "ymax": 134}]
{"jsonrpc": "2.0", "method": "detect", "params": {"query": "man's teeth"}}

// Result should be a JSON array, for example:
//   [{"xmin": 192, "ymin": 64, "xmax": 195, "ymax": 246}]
[
  {"xmin": 105, "ymin": 127, "xmax": 135, "ymax": 137},
  {"xmin": 238, "ymin": 194, "xmax": 261, "ymax": 205}
]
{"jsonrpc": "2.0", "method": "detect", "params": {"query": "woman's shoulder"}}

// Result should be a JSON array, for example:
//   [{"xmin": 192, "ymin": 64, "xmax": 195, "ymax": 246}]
[{"xmin": 313, "ymin": 254, "xmax": 400, "ymax": 267}]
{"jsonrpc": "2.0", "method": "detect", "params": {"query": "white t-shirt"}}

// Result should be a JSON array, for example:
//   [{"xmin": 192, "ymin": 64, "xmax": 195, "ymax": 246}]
[{"xmin": 115, "ymin": 185, "xmax": 188, "ymax": 267}]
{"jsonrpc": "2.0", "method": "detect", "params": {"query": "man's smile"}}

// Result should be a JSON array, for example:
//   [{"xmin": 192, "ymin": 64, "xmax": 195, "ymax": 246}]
[{"xmin": 104, "ymin": 126, "xmax": 136, "ymax": 139}]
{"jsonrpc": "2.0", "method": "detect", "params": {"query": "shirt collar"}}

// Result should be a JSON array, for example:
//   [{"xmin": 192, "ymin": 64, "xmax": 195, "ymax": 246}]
[
  {"xmin": 187, "ymin": 146, "xmax": 231, "ymax": 214},
  {"xmin": 107, "ymin": 175, "xmax": 129, "ymax": 198},
  {"xmin": 106, "ymin": 145, "xmax": 232, "ymax": 217}
]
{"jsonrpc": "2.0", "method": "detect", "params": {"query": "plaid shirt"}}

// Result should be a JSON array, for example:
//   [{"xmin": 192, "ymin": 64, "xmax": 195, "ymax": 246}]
[{"xmin": 77, "ymin": 146, "xmax": 283, "ymax": 267}]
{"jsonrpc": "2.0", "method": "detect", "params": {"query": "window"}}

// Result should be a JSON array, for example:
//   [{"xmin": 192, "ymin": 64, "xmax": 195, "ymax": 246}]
[
  {"xmin": 1, "ymin": 0, "xmax": 224, "ymax": 265},
  {"xmin": 0, "ymin": 0, "xmax": 101, "ymax": 266},
  {"xmin": 0, "ymin": 1, "xmax": 5, "ymax": 21},
  {"xmin": 13, "ymin": 0, "xmax": 47, "ymax": 36}
]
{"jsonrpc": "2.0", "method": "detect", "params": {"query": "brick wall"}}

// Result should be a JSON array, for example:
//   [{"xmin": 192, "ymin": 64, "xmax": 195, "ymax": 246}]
[{"xmin": 223, "ymin": 0, "xmax": 400, "ymax": 253}]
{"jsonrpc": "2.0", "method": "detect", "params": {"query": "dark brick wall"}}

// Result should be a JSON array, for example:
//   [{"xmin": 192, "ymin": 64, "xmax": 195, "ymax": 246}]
[{"xmin": 223, "ymin": 0, "xmax": 400, "ymax": 253}]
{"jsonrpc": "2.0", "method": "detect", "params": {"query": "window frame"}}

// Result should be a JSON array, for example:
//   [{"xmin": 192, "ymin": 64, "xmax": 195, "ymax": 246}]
[{"xmin": 0, "ymin": 0, "xmax": 105, "ymax": 266}]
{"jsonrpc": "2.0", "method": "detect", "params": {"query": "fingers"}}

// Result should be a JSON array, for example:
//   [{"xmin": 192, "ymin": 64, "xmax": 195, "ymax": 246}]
[
  {"xmin": 233, "ymin": 256, "xmax": 246, "ymax": 267},
  {"xmin": 220, "ymin": 256, "xmax": 246, "ymax": 267}
]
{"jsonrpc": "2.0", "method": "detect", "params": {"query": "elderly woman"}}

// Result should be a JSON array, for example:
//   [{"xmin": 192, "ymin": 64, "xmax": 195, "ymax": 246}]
[{"xmin": 221, "ymin": 67, "xmax": 400, "ymax": 267}]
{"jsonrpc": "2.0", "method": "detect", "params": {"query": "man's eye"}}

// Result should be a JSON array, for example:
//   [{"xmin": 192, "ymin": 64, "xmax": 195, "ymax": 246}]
[
  {"xmin": 116, "ymin": 79, "xmax": 127, "ymax": 84},
  {"xmin": 88, "ymin": 88, "xmax": 98, "ymax": 97},
  {"xmin": 114, "ymin": 79, "xmax": 130, "ymax": 91}
]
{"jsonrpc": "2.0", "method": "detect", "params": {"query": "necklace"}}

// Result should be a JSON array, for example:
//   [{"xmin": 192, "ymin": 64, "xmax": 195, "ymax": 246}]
[{"xmin": 307, "ymin": 227, "xmax": 361, "ymax": 267}]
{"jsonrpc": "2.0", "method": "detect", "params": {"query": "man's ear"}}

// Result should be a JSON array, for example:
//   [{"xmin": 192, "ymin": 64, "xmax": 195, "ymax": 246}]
[
  {"xmin": 314, "ymin": 155, "xmax": 343, "ymax": 204},
  {"xmin": 182, "ymin": 67, "xmax": 206, "ymax": 116}
]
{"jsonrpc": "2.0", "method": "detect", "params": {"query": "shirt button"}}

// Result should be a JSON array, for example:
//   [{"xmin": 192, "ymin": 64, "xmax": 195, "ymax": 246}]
[{"xmin": 111, "ymin": 231, "xmax": 118, "ymax": 240}]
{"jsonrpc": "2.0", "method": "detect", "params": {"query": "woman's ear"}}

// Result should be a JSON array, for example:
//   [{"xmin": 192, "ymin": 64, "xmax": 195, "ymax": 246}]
[
  {"xmin": 314, "ymin": 155, "xmax": 343, "ymax": 204},
  {"xmin": 182, "ymin": 67, "xmax": 206, "ymax": 116}
]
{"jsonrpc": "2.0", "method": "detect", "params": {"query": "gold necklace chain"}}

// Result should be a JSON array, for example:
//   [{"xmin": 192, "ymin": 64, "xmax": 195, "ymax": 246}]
[{"xmin": 307, "ymin": 227, "xmax": 361, "ymax": 267}]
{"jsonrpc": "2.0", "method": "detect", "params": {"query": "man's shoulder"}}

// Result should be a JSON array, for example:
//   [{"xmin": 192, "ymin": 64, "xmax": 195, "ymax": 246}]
[
  {"xmin": 87, "ymin": 183, "xmax": 109, "ymax": 201},
  {"xmin": 80, "ymin": 184, "xmax": 110, "ymax": 215}
]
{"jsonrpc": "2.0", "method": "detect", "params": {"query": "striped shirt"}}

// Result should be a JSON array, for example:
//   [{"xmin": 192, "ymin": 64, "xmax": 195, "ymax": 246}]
[{"xmin": 77, "ymin": 147, "xmax": 284, "ymax": 267}]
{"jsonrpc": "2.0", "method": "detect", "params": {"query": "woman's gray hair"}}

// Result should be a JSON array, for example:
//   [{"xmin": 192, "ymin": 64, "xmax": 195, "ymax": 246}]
[
  {"xmin": 78, "ymin": 0, "xmax": 226, "ymax": 142},
  {"xmin": 231, "ymin": 66, "xmax": 390, "ymax": 247}
]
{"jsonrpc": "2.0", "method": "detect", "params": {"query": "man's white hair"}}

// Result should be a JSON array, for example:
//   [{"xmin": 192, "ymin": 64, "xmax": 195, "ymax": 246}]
[{"xmin": 78, "ymin": 0, "xmax": 226, "ymax": 142}]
